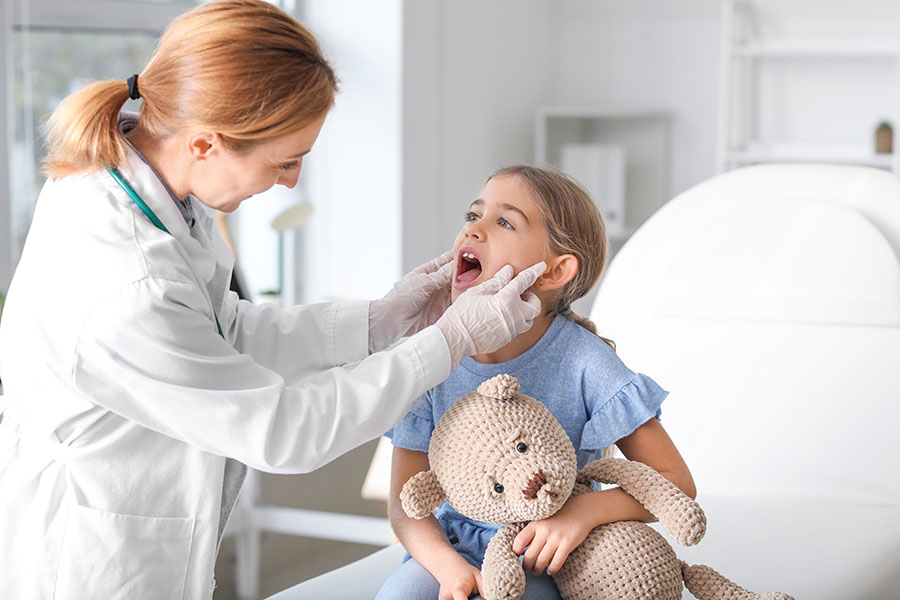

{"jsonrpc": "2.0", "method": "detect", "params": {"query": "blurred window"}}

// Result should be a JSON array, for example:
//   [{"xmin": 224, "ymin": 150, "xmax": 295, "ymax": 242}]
[
  {"xmin": 6, "ymin": 0, "xmax": 294, "ymax": 268},
  {"xmin": 11, "ymin": 29, "xmax": 156, "ymax": 258}
]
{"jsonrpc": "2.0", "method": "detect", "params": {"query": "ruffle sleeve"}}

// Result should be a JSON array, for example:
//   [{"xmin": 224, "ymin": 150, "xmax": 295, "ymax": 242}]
[
  {"xmin": 385, "ymin": 392, "xmax": 435, "ymax": 452},
  {"xmin": 580, "ymin": 373, "xmax": 667, "ymax": 450}
]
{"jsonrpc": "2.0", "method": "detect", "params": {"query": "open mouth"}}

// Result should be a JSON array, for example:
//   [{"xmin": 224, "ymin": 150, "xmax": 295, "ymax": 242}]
[{"xmin": 455, "ymin": 247, "xmax": 483, "ymax": 287}]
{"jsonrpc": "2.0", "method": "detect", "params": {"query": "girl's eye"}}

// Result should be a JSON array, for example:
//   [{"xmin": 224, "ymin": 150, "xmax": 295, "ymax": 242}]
[
  {"xmin": 464, "ymin": 211, "xmax": 480, "ymax": 222},
  {"xmin": 279, "ymin": 161, "xmax": 299, "ymax": 171},
  {"xmin": 493, "ymin": 483, "xmax": 504, "ymax": 494},
  {"xmin": 498, "ymin": 218, "xmax": 514, "ymax": 230},
  {"xmin": 516, "ymin": 442, "xmax": 527, "ymax": 453}
]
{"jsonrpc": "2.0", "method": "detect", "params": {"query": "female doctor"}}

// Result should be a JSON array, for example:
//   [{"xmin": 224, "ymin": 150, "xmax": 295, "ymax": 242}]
[{"xmin": 0, "ymin": 1, "xmax": 544, "ymax": 598}]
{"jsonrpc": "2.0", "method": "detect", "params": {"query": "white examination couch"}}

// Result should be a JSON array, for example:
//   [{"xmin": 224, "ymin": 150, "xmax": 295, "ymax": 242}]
[{"xmin": 269, "ymin": 164, "xmax": 900, "ymax": 599}]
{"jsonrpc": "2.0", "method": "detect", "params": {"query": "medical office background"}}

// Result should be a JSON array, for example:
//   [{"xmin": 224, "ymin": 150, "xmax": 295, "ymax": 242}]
[{"xmin": 1, "ymin": 0, "xmax": 899, "ymax": 598}]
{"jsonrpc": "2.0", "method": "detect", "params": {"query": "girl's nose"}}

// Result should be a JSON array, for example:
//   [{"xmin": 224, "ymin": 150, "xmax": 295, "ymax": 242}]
[{"xmin": 465, "ymin": 221, "xmax": 485, "ymax": 240}]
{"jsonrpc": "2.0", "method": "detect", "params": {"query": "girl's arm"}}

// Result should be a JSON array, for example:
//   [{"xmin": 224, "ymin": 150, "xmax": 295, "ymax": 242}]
[
  {"xmin": 388, "ymin": 446, "xmax": 484, "ymax": 600},
  {"xmin": 512, "ymin": 417, "xmax": 695, "ymax": 575}
]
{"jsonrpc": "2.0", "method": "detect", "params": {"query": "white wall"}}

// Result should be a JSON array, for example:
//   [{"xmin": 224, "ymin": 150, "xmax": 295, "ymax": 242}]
[
  {"xmin": 553, "ymin": 0, "xmax": 722, "ymax": 197},
  {"xmin": 399, "ymin": 0, "xmax": 900, "ymax": 272},
  {"xmin": 400, "ymin": 0, "xmax": 556, "ymax": 271},
  {"xmin": 399, "ymin": 0, "xmax": 719, "ymax": 270},
  {"xmin": 296, "ymin": 0, "xmax": 403, "ymax": 303}
]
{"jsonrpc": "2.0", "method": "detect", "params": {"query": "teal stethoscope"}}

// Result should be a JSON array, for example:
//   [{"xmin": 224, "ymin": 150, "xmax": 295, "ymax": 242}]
[{"xmin": 107, "ymin": 167, "xmax": 224, "ymax": 338}]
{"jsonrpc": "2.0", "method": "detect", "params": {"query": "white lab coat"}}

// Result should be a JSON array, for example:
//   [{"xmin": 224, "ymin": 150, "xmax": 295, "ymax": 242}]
[{"xmin": 0, "ymin": 143, "xmax": 450, "ymax": 599}]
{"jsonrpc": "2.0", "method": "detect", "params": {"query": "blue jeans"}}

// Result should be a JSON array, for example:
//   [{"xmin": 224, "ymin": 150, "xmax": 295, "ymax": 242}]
[{"xmin": 374, "ymin": 555, "xmax": 561, "ymax": 600}]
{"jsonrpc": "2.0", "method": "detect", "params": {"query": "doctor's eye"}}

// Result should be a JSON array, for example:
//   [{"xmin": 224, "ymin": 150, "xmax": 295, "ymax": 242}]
[
  {"xmin": 516, "ymin": 442, "xmax": 528, "ymax": 453},
  {"xmin": 279, "ymin": 160, "xmax": 299, "ymax": 171},
  {"xmin": 493, "ymin": 483, "xmax": 504, "ymax": 494}
]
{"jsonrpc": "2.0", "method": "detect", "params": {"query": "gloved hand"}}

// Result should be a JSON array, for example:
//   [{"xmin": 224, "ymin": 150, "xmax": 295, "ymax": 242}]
[
  {"xmin": 368, "ymin": 250, "xmax": 455, "ymax": 353},
  {"xmin": 436, "ymin": 262, "xmax": 545, "ymax": 367}
]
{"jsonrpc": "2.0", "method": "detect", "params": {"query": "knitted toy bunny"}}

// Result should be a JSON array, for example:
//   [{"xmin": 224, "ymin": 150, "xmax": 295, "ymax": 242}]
[{"xmin": 400, "ymin": 374, "xmax": 793, "ymax": 600}]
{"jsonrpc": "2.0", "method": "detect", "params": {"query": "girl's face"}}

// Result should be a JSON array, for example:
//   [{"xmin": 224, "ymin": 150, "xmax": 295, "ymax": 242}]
[{"xmin": 451, "ymin": 174, "xmax": 550, "ymax": 301}]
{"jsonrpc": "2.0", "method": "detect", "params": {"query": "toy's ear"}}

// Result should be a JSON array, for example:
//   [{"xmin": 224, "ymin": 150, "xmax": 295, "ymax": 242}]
[
  {"xmin": 579, "ymin": 458, "xmax": 706, "ymax": 546},
  {"xmin": 400, "ymin": 470, "xmax": 445, "ymax": 519}
]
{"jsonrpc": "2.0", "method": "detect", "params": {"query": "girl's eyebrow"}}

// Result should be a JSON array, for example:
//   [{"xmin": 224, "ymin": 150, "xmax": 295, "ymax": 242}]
[{"xmin": 470, "ymin": 198, "xmax": 531, "ymax": 224}]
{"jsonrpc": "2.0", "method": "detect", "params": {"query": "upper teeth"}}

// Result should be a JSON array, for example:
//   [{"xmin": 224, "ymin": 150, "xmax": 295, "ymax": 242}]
[{"xmin": 462, "ymin": 252, "xmax": 478, "ymax": 261}]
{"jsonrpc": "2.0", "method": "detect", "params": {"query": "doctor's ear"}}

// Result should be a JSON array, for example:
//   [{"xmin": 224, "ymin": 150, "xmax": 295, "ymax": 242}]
[
  {"xmin": 187, "ymin": 131, "xmax": 222, "ymax": 161},
  {"xmin": 536, "ymin": 254, "xmax": 578, "ymax": 291},
  {"xmin": 399, "ymin": 470, "xmax": 445, "ymax": 519}
]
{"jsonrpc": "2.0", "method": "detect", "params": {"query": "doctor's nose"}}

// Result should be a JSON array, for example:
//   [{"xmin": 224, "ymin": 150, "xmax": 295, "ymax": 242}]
[{"xmin": 277, "ymin": 165, "xmax": 302, "ymax": 189}]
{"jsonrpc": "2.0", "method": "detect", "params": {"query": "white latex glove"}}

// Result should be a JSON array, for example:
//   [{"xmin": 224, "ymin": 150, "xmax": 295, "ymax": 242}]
[
  {"xmin": 368, "ymin": 250, "xmax": 455, "ymax": 353},
  {"xmin": 436, "ymin": 262, "xmax": 545, "ymax": 368}
]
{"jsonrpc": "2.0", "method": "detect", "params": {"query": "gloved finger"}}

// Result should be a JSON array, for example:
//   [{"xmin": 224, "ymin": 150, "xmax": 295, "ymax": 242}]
[
  {"xmin": 497, "ymin": 261, "xmax": 546, "ymax": 301},
  {"xmin": 430, "ymin": 259, "xmax": 454, "ymax": 286},
  {"xmin": 411, "ymin": 249, "xmax": 455, "ymax": 275},
  {"xmin": 415, "ymin": 259, "xmax": 454, "ymax": 295},
  {"xmin": 520, "ymin": 290, "xmax": 542, "ymax": 318},
  {"xmin": 470, "ymin": 264, "xmax": 514, "ymax": 296}
]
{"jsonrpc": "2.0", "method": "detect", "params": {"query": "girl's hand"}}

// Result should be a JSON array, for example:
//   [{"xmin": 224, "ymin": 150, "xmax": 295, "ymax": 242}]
[
  {"xmin": 512, "ymin": 494, "xmax": 598, "ymax": 575},
  {"xmin": 434, "ymin": 555, "xmax": 484, "ymax": 600}
]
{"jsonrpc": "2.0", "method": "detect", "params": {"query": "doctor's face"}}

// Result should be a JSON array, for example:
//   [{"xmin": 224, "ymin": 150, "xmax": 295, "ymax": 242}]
[
  {"xmin": 191, "ymin": 113, "xmax": 327, "ymax": 213},
  {"xmin": 450, "ymin": 174, "xmax": 550, "ymax": 302}
]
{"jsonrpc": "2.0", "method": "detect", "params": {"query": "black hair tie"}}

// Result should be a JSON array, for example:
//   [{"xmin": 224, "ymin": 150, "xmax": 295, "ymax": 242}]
[{"xmin": 127, "ymin": 74, "xmax": 141, "ymax": 100}]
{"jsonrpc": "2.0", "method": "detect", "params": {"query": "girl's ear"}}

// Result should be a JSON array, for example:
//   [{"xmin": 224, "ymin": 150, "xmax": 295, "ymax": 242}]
[
  {"xmin": 538, "ymin": 254, "xmax": 578, "ymax": 291},
  {"xmin": 400, "ymin": 470, "xmax": 445, "ymax": 519}
]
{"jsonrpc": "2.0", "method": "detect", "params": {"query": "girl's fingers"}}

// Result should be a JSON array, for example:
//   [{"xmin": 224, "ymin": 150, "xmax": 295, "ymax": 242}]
[
  {"xmin": 546, "ymin": 543, "xmax": 572, "ymax": 576},
  {"xmin": 533, "ymin": 541, "xmax": 558, "ymax": 575},
  {"xmin": 513, "ymin": 524, "xmax": 536, "ymax": 555},
  {"xmin": 521, "ymin": 535, "xmax": 544, "ymax": 573}
]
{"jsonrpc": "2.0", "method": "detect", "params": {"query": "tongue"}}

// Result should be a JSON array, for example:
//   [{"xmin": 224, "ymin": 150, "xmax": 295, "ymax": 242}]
[{"xmin": 457, "ymin": 267, "xmax": 482, "ymax": 284}]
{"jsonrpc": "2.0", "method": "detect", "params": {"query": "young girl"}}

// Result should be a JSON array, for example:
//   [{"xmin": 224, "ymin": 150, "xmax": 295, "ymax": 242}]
[{"xmin": 376, "ymin": 165, "xmax": 696, "ymax": 600}]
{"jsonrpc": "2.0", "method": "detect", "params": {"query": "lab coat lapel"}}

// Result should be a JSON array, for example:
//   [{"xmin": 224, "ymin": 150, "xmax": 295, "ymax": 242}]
[
  {"xmin": 118, "ymin": 148, "xmax": 232, "ymax": 318},
  {"xmin": 189, "ymin": 205, "xmax": 235, "ymax": 322}
]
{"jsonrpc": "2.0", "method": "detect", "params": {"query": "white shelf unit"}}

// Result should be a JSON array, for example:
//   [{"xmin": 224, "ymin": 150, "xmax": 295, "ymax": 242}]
[
  {"xmin": 534, "ymin": 107, "xmax": 671, "ymax": 243},
  {"xmin": 718, "ymin": 0, "xmax": 900, "ymax": 174}
]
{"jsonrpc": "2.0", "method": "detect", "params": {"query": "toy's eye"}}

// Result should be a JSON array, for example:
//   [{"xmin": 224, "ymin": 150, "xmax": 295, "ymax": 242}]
[
  {"xmin": 516, "ymin": 442, "xmax": 528, "ymax": 453},
  {"xmin": 493, "ymin": 483, "xmax": 504, "ymax": 494}
]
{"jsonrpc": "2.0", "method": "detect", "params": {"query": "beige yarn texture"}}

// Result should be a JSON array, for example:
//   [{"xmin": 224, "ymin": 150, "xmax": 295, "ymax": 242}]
[{"xmin": 400, "ymin": 374, "xmax": 795, "ymax": 600}]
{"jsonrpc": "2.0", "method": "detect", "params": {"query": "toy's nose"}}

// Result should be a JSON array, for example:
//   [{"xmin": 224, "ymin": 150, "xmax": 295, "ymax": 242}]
[{"xmin": 523, "ymin": 469, "xmax": 548, "ymax": 500}]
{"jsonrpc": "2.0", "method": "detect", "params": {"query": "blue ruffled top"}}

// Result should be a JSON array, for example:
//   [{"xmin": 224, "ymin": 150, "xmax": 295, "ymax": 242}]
[{"xmin": 387, "ymin": 315, "xmax": 667, "ymax": 565}]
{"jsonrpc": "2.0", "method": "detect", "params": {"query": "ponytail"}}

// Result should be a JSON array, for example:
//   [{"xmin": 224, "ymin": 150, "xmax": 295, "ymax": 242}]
[
  {"xmin": 43, "ymin": 0, "xmax": 337, "ymax": 179},
  {"xmin": 44, "ymin": 79, "xmax": 132, "ymax": 178}
]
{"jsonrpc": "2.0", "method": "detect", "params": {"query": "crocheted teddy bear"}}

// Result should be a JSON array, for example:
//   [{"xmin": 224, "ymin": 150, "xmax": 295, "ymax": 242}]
[{"xmin": 400, "ymin": 374, "xmax": 793, "ymax": 600}]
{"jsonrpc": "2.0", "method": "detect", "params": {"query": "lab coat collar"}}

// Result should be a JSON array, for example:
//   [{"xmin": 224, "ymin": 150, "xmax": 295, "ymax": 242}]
[{"xmin": 109, "ymin": 115, "xmax": 234, "ymax": 310}]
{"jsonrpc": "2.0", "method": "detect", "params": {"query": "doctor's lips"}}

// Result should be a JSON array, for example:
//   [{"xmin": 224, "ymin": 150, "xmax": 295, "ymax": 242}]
[{"xmin": 454, "ymin": 246, "xmax": 483, "ymax": 291}]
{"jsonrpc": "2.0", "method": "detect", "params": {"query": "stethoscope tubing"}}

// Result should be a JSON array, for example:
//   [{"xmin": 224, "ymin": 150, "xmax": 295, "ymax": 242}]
[{"xmin": 107, "ymin": 167, "xmax": 224, "ymax": 338}]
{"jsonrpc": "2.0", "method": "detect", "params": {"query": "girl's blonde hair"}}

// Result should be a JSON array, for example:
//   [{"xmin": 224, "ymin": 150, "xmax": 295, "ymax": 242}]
[
  {"xmin": 488, "ymin": 165, "xmax": 615, "ymax": 350},
  {"xmin": 44, "ymin": 0, "xmax": 338, "ymax": 178},
  {"xmin": 491, "ymin": 165, "xmax": 618, "ymax": 459}
]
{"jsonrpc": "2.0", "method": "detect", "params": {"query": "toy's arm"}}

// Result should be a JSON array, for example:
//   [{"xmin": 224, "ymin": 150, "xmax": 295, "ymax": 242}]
[
  {"xmin": 482, "ymin": 522, "xmax": 527, "ymax": 600},
  {"xmin": 578, "ymin": 457, "xmax": 706, "ymax": 546},
  {"xmin": 400, "ymin": 470, "xmax": 444, "ymax": 519}
]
